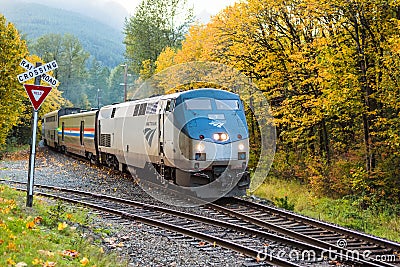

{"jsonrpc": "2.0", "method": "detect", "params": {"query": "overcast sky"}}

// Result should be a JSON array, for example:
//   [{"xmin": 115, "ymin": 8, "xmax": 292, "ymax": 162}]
[{"xmin": 14, "ymin": 0, "xmax": 240, "ymax": 29}]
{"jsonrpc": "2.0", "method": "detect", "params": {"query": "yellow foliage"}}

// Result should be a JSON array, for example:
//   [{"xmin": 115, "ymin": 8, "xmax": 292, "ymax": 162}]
[
  {"xmin": 57, "ymin": 222, "xmax": 68, "ymax": 231},
  {"xmin": 0, "ymin": 15, "xmax": 29, "ymax": 147},
  {"xmin": 80, "ymin": 257, "xmax": 89, "ymax": 266}
]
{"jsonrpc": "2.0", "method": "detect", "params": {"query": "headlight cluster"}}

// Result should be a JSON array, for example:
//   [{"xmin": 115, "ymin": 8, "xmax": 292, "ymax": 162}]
[{"xmin": 213, "ymin": 132, "xmax": 229, "ymax": 141}]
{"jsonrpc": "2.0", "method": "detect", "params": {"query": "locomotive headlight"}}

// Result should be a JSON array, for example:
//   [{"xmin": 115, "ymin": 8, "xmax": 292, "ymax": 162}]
[
  {"xmin": 238, "ymin": 143, "xmax": 245, "ymax": 150},
  {"xmin": 213, "ymin": 132, "xmax": 229, "ymax": 141},
  {"xmin": 197, "ymin": 143, "xmax": 205, "ymax": 152},
  {"xmin": 220, "ymin": 133, "xmax": 228, "ymax": 141},
  {"xmin": 213, "ymin": 133, "xmax": 220, "ymax": 141}
]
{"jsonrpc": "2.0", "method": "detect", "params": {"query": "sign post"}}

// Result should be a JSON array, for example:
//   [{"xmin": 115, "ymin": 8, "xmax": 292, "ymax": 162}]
[
  {"xmin": 27, "ymin": 63, "xmax": 42, "ymax": 207},
  {"xmin": 18, "ymin": 59, "xmax": 59, "ymax": 207}
]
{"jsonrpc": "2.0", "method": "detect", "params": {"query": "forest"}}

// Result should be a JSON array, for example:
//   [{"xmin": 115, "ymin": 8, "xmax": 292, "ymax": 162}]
[
  {"xmin": 0, "ymin": 0, "xmax": 399, "ymax": 228},
  {"xmin": 124, "ymin": 0, "xmax": 400, "ymax": 208}
]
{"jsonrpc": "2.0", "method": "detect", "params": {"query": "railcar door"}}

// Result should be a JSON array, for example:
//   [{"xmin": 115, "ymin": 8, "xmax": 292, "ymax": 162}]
[{"xmin": 160, "ymin": 99, "xmax": 175, "ymax": 165}]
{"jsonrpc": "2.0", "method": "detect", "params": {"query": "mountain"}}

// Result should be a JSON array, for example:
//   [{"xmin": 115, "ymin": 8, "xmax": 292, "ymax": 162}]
[{"xmin": 1, "ymin": 1, "xmax": 125, "ymax": 67}]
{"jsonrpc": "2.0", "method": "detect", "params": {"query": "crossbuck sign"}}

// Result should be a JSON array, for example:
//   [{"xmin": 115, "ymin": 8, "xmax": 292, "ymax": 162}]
[{"xmin": 18, "ymin": 59, "xmax": 60, "ymax": 87}]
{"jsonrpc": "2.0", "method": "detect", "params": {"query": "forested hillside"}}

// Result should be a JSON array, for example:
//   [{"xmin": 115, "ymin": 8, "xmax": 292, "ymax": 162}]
[{"xmin": 1, "ymin": 1, "xmax": 124, "ymax": 67}]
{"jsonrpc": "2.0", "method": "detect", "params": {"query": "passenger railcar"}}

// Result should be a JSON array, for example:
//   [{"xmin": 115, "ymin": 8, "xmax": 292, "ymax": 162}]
[
  {"xmin": 42, "ymin": 108, "xmax": 80, "ymax": 149},
  {"xmin": 43, "ymin": 89, "xmax": 250, "ymax": 198},
  {"xmin": 58, "ymin": 110, "xmax": 98, "ymax": 160}
]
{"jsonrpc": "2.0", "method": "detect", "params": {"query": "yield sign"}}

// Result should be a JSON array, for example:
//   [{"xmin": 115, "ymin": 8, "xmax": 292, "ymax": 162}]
[{"xmin": 23, "ymin": 84, "xmax": 52, "ymax": 110}]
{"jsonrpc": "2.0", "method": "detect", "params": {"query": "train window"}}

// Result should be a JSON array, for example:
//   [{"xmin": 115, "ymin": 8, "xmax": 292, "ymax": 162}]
[
  {"xmin": 216, "ymin": 100, "xmax": 240, "ymax": 110},
  {"xmin": 139, "ymin": 103, "xmax": 147, "ymax": 115},
  {"xmin": 146, "ymin": 102, "xmax": 158, "ymax": 114},
  {"xmin": 164, "ymin": 100, "xmax": 175, "ymax": 112},
  {"xmin": 133, "ymin": 104, "xmax": 140, "ymax": 116},
  {"xmin": 185, "ymin": 99, "xmax": 212, "ymax": 110},
  {"xmin": 169, "ymin": 99, "xmax": 175, "ymax": 111},
  {"xmin": 45, "ymin": 116, "xmax": 56, "ymax": 122},
  {"xmin": 111, "ymin": 108, "xmax": 116, "ymax": 118}
]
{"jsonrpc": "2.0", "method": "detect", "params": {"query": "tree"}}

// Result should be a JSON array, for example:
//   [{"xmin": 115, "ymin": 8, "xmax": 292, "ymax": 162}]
[
  {"xmin": 124, "ymin": 0, "xmax": 193, "ymax": 77},
  {"xmin": 86, "ymin": 59, "xmax": 110, "ymax": 108},
  {"xmin": 0, "ymin": 15, "xmax": 29, "ymax": 148},
  {"xmin": 31, "ymin": 34, "xmax": 90, "ymax": 108},
  {"xmin": 154, "ymin": 0, "xmax": 400, "ymax": 202},
  {"xmin": 9, "ymin": 54, "xmax": 70, "ymax": 145}
]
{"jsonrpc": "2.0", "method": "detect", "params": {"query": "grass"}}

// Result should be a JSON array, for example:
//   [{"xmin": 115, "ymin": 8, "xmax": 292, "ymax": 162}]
[
  {"xmin": 252, "ymin": 177, "xmax": 400, "ymax": 243},
  {"xmin": 0, "ymin": 184, "xmax": 127, "ymax": 267}
]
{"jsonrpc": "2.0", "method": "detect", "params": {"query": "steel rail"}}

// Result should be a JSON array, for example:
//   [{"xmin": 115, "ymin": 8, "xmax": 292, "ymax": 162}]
[
  {"xmin": 207, "ymin": 202, "xmax": 399, "ymax": 267},
  {"xmin": 1, "ymin": 180, "xmax": 298, "ymax": 267},
  {"xmin": 232, "ymin": 197, "xmax": 400, "ymax": 253},
  {"xmin": 1, "ymin": 179, "xmax": 389, "ymax": 267}
]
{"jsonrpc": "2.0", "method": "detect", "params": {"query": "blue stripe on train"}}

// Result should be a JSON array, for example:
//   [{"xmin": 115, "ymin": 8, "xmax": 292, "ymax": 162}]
[{"xmin": 58, "ymin": 132, "xmax": 95, "ymax": 138}]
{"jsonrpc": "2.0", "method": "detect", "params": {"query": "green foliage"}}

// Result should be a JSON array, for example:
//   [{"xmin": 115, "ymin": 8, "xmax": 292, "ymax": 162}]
[
  {"xmin": 254, "ymin": 178, "xmax": 400, "ymax": 242},
  {"xmin": 30, "ymin": 34, "xmax": 90, "ymax": 108},
  {"xmin": 124, "ymin": 0, "xmax": 194, "ymax": 77},
  {"xmin": 2, "ymin": 1, "xmax": 124, "ymax": 67},
  {"xmin": 0, "ymin": 15, "xmax": 29, "ymax": 149},
  {"xmin": 274, "ymin": 196, "xmax": 295, "ymax": 211}
]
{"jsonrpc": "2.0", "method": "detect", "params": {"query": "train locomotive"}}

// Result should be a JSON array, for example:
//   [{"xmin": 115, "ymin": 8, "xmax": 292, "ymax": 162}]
[{"xmin": 43, "ymin": 88, "xmax": 250, "ymax": 198}]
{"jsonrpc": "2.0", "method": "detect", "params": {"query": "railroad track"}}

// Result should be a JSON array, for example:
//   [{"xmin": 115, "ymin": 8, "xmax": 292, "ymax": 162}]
[
  {"xmin": 2, "ymin": 179, "xmax": 399, "ymax": 266},
  {"xmin": 207, "ymin": 197, "xmax": 400, "ymax": 266}
]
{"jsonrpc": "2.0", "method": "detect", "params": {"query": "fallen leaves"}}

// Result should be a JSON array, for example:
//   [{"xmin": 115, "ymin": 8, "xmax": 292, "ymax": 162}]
[
  {"xmin": 38, "ymin": 250, "xmax": 55, "ymax": 257},
  {"xmin": 80, "ymin": 257, "xmax": 89, "ymax": 266},
  {"xmin": 60, "ymin": 249, "xmax": 80, "ymax": 258},
  {"xmin": 34, "ymin": 216, "xmax": 43, "ymax": 224},
  {"xmin": 26, "ymin": 220, "xmax": 35, "ymax": 229},
  {"xmin": 42, "ymin": 261, "xmax": 57, "ymax": 267},
  {"xmin": 6, "ymin": 258, "xmax": 16, "ymax": 265},
  {"xmin": 7, "ymin": 242, "xmax": 17, "ymax": 251},
  {"xmin": 32, "ymin": 258, "xmax": 42, "ymax": 265},
  {"xmin": 57, "ymin": 222, "xmax": 68, "ymax": 231}
]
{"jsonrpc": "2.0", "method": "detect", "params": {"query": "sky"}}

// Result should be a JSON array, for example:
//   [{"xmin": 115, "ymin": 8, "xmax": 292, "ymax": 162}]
[{"xmin": 15, "ymin": 0, "xmax": 240, "ymax": 29}]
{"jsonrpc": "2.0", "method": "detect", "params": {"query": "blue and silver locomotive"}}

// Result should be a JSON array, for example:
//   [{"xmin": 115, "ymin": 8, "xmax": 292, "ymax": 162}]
[{"xmin": 43, "ymin": 88, "xmax": 250, "ymax": 199}]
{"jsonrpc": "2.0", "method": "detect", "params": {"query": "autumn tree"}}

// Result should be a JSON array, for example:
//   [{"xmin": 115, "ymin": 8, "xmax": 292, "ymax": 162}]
[
  {"xmin": 155, "ymin": 0, "xmax": 400, "ymax": 202},
  {"xmin": 10, "ymin": 54, "xmax": 70, "ymax": 145},
  {"xmin": 0, "ymin": 15, "xmax": 29, "ymax": 148}
]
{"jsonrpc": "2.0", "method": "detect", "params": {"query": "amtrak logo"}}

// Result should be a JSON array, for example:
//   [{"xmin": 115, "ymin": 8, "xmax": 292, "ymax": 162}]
[
  {"xmin": 209, "ymin": 120, "xmax": 225, "ymax": 128},
  {"xmin": 144, "ymin": 128, "xmax": 157, "ymax": 146}
]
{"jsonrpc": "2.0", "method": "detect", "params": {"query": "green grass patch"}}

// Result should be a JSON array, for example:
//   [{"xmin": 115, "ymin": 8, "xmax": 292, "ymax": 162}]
[
  {"xmin": 253, "ymin": 177, "xmax": 400, "ymax": 242},
  {"xmin": 0, "ymin": 185, "xmax": 127, "ymax": 266}
]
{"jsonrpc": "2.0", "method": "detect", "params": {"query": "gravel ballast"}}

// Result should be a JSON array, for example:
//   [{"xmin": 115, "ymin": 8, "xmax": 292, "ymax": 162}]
[{"xmin": 0, "ymin": 148, "xmax": 257, "ymax": 267}]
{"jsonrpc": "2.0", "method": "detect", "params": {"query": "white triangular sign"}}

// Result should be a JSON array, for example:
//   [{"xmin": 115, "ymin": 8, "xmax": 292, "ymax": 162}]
[{"xmin": 31, "ymin": 90, "xmax": 44, "ymax": 101}]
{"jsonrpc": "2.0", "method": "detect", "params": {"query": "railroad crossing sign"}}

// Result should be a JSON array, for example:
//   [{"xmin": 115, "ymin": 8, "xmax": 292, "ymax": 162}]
[
  {"xmin": 23, "ymin": 84, "xmax": 53, "ymax": 111},
  {"xmin": 18, "ymin": 59, "xmax": 60, "ymax": 87},
  {"xmin": 16, "ymin": 59, "xmax": 60, "ymax": 207}
]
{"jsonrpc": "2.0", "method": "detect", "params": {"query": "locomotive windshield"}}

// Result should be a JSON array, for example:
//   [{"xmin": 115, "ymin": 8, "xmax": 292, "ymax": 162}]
[
  {"xmin": 215, "ymin": 100, "xmax": 240, "ymax": 110},
  {"xmin": 184, "ymin": 99, "xmax": 240, "ymax": 111},
  {"xmin": 185, "ymin": 99, "xmax": 212, "ymax": 110}
]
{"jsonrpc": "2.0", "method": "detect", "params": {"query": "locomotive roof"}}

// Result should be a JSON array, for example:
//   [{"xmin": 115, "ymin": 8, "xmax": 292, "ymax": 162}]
[{"xmin": 101, "ymin": 88, "xmax": 239, "ymax": 110}]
